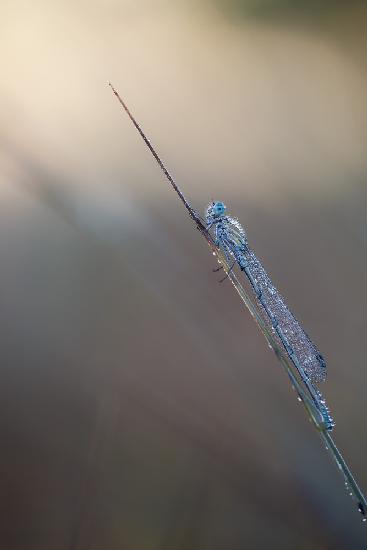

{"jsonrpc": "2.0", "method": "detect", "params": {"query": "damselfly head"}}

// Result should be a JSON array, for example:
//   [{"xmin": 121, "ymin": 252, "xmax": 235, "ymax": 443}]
[{"xmin": 206, "ymin": 201, "xmax": 226, "ymax": 223}]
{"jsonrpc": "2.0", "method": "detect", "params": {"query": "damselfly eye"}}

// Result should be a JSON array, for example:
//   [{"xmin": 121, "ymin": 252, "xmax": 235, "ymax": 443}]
[{"xmin": 213, "ymin": 201, "xmax": 226, "ymax": 216}]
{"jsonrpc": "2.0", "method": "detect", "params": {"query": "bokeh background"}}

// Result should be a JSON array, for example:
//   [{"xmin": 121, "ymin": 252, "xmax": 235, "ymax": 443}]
[{"xmin": 1, "ymin": 1, "xmax": 367, "ymax": 548}]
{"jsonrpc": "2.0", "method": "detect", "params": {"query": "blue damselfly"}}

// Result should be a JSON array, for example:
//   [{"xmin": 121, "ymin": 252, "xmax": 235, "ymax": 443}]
[{"xmin": 206, "ymin": 200, "xmax": 333, "ymax": 431}]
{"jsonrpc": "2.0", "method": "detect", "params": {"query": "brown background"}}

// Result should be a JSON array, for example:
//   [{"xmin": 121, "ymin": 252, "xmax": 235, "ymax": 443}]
[{"xmin": 1, "ymin": 1, "xmax": 367, "ymax": 548}]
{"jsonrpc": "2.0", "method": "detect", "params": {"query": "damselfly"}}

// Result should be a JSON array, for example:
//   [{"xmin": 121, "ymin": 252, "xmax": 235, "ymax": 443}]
[{"xmin": 206, "ymin": 200, "xmax": 334, "ymax": 431}]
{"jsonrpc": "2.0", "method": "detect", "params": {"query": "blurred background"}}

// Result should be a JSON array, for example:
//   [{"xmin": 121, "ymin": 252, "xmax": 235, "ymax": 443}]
[{"xmin": 1, "ymin": 1, "xmax": 367, "ymax": 548}]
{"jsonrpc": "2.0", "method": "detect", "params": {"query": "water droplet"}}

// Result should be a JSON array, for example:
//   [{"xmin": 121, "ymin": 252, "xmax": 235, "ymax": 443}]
[
  {"xmin": 350, "ymin": 492, "xmax": 353, "ymax": 496},
  {"xmin": 363, "ymin": 518, "xmax": 367, "ymax": 522},
  {"xmin": 297, "ymin": 397, "xmax": 302, "ymax": 402}
]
